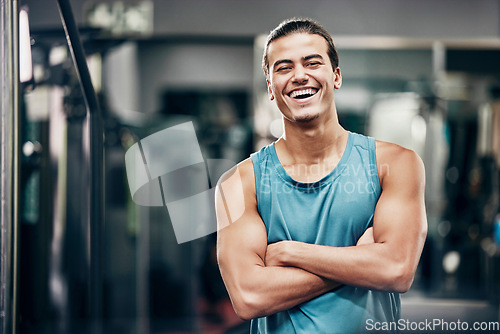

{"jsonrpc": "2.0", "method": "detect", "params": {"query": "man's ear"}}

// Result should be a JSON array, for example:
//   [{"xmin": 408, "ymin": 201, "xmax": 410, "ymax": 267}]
[
  {"xmin": 334, "ymin": 67, "xmax": 342, "ymax": 89},
  {"xmin": 267, "ymin": 79, "xmax": 274, "ymax": 100}
]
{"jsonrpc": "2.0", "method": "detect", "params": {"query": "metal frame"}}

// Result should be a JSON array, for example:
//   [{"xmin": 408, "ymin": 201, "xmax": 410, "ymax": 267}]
[
  {"xmin": 0, "ymin": 0, "xmax": 19, "ymax": 333},
  {"xmin": 55, "ymin": 0, "xmax": 104, "ymax": 326}
]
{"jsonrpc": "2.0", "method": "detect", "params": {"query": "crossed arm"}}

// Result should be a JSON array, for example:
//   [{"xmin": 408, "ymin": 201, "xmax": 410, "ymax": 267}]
[{"xmin": 215, "ymin": 142, "xmax": 427, "ymax": 320}]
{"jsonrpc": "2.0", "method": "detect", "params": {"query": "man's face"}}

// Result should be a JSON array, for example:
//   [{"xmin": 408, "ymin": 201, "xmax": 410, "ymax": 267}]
[{"xmin": 266, "ymin": 33, "xmax": 342, "ymax": 124}]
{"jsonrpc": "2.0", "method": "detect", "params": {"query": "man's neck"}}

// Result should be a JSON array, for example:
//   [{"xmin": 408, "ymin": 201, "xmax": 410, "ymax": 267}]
[{"xmin": 278, "ymin": 114, "xmax": 348, "ymax": 165}]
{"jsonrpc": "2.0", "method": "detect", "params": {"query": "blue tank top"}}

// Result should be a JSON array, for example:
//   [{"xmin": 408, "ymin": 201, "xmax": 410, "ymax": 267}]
[{"xmin": 250, "ymin": 132, "xmax": 400, "ymax": 334}]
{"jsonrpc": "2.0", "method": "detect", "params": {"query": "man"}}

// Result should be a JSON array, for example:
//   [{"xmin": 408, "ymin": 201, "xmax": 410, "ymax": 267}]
[{"xmin": 215, "ymin": 18, "xmax": 427, "ymax": 333}]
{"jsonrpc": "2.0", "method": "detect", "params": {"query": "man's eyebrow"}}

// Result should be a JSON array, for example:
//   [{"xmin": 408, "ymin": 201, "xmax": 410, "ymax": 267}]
[{"xmin": 303, "ymin": 54, "xmax": 324, "ymax": 61}]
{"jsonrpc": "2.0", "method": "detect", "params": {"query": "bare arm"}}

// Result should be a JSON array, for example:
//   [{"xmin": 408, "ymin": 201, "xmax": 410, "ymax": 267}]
[
  {"xmin": 216, "ymin": 158, "xmax": 340, "ymax": 320},
  {"xmin": 265, "ymin": 143, "xmax": 427, "ymax": 293}
]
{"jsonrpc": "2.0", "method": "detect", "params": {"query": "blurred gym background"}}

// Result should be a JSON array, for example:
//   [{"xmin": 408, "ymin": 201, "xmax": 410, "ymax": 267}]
[{"xmin": 1, "ymin": 0, "xmax": 500, "ymax": 333}]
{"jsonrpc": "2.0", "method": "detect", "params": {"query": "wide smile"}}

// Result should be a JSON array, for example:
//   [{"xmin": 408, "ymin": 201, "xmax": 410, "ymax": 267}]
[{"xmin": 287, "ymin": 87, "xmax": 319, "ymax": 103}]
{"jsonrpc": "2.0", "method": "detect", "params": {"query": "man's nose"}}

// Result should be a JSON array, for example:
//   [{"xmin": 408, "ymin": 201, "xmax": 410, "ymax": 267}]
[{"xmin": 292, "ymin": 66, "xmax": 308, "ymax": 83}]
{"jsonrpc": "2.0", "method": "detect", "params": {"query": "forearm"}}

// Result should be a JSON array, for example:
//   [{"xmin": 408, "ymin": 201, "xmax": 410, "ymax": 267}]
[
  {"xmin": 220, "ymin": 259, "xmax": 339, "ymax": 320},
  {"xmin": 277, "ymin": 241, "xmax": 412, "ymax": 292}
]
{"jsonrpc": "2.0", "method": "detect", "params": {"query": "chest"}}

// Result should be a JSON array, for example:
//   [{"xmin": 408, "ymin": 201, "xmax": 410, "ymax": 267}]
[
  {"xmin": 261, "ymin": 176, "xmax": 380, "ymax": 246},
  {"xmin": 281, "ymin": 160, "xmax": 339, "ymax": 183}
]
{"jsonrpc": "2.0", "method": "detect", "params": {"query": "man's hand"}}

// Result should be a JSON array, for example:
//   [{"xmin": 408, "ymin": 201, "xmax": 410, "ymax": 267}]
[
  {"xmin": 356, "ymin": 227, "xmax": 374, "ymax": 246},
  {"xmin": 265, "ymin": 241, "xmax": 291, "ymax": 267}
]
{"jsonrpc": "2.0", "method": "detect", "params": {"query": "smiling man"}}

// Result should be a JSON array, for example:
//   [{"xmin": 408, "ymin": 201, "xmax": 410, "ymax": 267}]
[{"xmin": 215, "ymin": 18, "xmax": 427, "ymax": 334}]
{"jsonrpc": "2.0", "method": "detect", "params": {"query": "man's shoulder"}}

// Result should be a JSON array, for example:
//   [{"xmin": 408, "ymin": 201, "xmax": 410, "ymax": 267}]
[
  {"xmin": 374, "ymin": 140, "xmax": 425, "ymax": 184},
  {"xmin": 215, "ymin": 157, "xmax": 258, "ymax": 226},
  {"xmin": 375, "ymin": 140, "xmax": 423, "ymax": 164},
  {"xmin": 236, "ymin": 157, "xmax": 256, "ymax": 184},
  {"xmin": 217, "ymin": 157, "xmax": 256, "ymax": 196}
]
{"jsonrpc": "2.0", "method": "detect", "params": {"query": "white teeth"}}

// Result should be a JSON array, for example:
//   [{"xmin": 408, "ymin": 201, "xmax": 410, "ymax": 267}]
[{"xmin": 290, "ymin": 88, "xmax": 317, "ymax": 98}]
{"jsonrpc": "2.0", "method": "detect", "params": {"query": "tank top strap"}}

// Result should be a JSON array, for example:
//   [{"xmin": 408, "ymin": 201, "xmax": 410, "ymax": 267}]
[
  {"xmin": 250, "ymin": 146, "xmax": 272, "ymax": 223},
  {"xmin": 349, "ymin": 132, "xmax": 382, "ymax": 198}
]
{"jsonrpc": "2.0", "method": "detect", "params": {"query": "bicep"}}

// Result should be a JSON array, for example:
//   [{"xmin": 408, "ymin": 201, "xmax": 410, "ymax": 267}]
[
  {"xmin": 372, "ymin": 149, "xmax": 427, "ymax": 265},
  {"xmin": 215, "ymin": 163, "xmax": 268, "ymax": 291},
  {"xmin": 216, "ymin": 187, "xmax": 267, "ymax": 271},
  {"xmin": 216, "ymin": 211, "xmax": 268, "ymax": 285}
]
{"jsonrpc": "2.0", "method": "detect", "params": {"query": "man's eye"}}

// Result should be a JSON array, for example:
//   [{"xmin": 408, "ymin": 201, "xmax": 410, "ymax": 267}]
[
  {"xmin": 277, "ymin": 67, "xmax": 291, "ymax": 72},
  {"xmin": 307, "ymin": 62, "xmax": 321, "ymax": 67}
]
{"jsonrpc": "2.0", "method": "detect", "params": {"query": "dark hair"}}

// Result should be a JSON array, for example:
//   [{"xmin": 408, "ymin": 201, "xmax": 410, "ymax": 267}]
[{"xmin": 262, "ymin": 18, "xmax": 339, "ymax": 77}]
